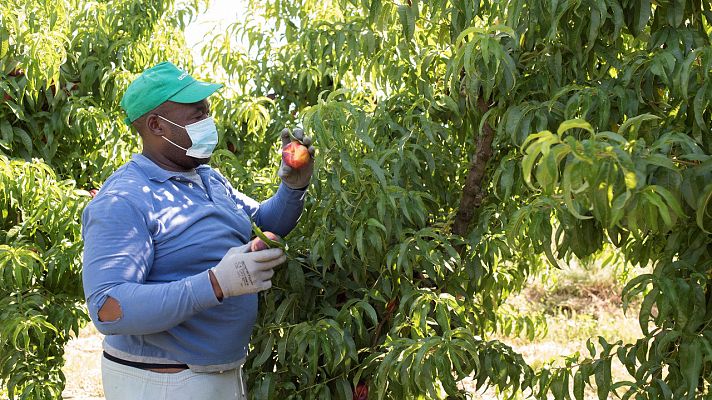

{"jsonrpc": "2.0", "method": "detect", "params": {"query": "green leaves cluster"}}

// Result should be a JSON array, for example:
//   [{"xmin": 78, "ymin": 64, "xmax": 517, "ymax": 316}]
[
  {"xmin": 0, "ymin": 157, "xmax": 88, "ymax": 399},
  {"xmin": 198, "ymin": 0, "xmax": 712, "ymax": 398},
  {"xmin": 0, "ymin": 0, "xmax": 208, "ymax": 397},
  {"xmin": 517, "ymin": 118, "xmax": 712, "ymax": 398},
  {"xmin": 1, "ymin": 0, "xmax": 711, "ymax": 398}
]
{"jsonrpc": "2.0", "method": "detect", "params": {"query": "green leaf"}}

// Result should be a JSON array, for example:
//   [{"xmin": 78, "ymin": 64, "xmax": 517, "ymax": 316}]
[
  {"xmin": 557, "ymin": 119, "xmax": 594, "ymax": 137},
  {"xmin": 251, "ymin": 222, "xmax": 286, "ymax": 250},
  {"xmin": 562, "ymin": 160, "xmax": 593, "ymax": 220},
  {"xmin": 587, "ymin": 8, "xmax": 601, "ymax": 48},
  {"xmin": 522, "ymin": 141, "xmax": 544, "ymax": 189},
  {"xmin": 6, "ymin": 101, "xmax": 26, "ymax": 121},
  {"xmin": 679, "ymin": 339, "xmax": 703, "ymax": 395},
  {"xmin": 274, "ymin": 295, "xmax": 295, "ymax": 323},
  {"xmin": 335, "ymin": 378, "xmax": 352, "ymax": 400},
  {"xmin": 651, "ymin": 185, "xmax": 685, "ymax": 218},
  {"xmin": 359, "ymin": 301, "xmax": 378, "ymax": 325},
  {"xmin": 633, "ymin": 0, "xmax": 652, "ymax": 35},
  {"xmin": 505, "ymin": 106, "xmax": 524, "ymax": 143},
  {"xmin": 573, "ymin": 370, "xmax": 585, "ymax": 400},
  {"xmin": 693, "ymin": 82, "xmax": 709, "ymax": 131},
  {"xmin": 398, "ymin": 5, "xmax": 415, "ymax": 42},
  {"xmin": 594, "ymin": 359, "xmax": 612, "ymax": 400},
  {"xmin": 366, "ymin": 218, "xmax": 387, "ymax": 233},
  {"xmin": 463, "ymin": 42, "xmax": 474, "ymax": 76},
  {"xmin": 364, "ymin": 159, "xmax": 387, "ymax": 186},
  {"xmin": 639, "ymin": 287, "xmax": 659, "ymax": 335},
  {"xmin": 696, "ymin": 183, "xmax": 712, "ymax": 234},
  {"xmin": 618, "ymin": 113, "xmax": 659, "ymax": 139},
  {"xmin": 667, "ymin": 0, "xmax": 685, "ymax": 27},
  {"xmin": 643, "ymin": 190, "xmax": 672, "ymax": 228},
  {"xmin": 257, "ymin": 373, "xmax": 273, "ymax": 398},
  {"xmin": 0, "ymin": 30, "xmax": 8, "ymax": 59},
  {"xmin": 0, "ymin": 119, "xmax": 12, "ymax": 143}
]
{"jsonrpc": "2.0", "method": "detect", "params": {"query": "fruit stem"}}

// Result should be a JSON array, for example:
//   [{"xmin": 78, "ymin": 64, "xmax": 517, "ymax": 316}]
[{"xmin": 251, "ymin": 222, "xmax": 287, "ymax": 250}]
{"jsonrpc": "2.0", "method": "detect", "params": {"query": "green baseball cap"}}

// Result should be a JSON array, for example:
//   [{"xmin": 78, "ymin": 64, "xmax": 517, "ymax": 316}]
[{"xmin": 120, "ymin": 61, "xmax": 223, "ymax": 124}]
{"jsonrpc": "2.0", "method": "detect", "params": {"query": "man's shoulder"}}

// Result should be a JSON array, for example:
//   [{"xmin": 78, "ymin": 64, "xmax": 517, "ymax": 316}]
[
  {"xmin": 103, "ymin": 161, "xmax": 151, "ymax": 191},
  {"xmin": 88, "ymin": 161, "xmax": 153, "ymax": 212},
  {"xmin": 202, "ymin": 166, "xmax": 239, "ymax": 193},
  {"xmin": 202, "ymin": 165, "xmax": 228, "ymax": 183}
]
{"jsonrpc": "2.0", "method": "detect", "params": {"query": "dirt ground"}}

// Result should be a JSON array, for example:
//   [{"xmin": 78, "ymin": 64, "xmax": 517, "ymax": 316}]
[{"xmin": 61, "ymin": 323, "xmax": 104, "ymax": 400}]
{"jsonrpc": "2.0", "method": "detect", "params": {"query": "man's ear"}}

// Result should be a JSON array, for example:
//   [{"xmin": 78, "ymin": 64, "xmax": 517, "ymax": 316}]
[{"xmin": 145, "ymin": 114, "xmax": 165, "ymax": 136}]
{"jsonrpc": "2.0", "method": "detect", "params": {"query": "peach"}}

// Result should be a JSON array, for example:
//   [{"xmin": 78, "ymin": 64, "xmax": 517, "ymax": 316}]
[
  {"xmin": 353, "ymin": 381, "xmax": 368, "ymax": 400},
  {"xmin": 282, "ymin": 140, "xmax": 310, "ymax": 169}
]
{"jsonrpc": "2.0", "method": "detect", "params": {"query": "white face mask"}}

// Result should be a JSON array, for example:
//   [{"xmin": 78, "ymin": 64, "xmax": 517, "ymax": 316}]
[{"xmin": 158, "ymin": 115, "xmax": 219, "ymax": 159}]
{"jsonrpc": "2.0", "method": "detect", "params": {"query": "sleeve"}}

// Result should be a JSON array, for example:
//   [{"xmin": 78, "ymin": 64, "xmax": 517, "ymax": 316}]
[
  {"xmin": 227, "ymin": 180, "xmax": 306, "ymax": 238},
  {"xmin": 81, "ymin": 194, "xmax": 220, "ymax": 336}
]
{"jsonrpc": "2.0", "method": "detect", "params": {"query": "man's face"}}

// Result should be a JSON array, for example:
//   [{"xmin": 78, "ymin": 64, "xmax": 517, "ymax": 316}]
[{"xmin": 150, "ymin": 99, "xmax": 212, "ymax": 169}]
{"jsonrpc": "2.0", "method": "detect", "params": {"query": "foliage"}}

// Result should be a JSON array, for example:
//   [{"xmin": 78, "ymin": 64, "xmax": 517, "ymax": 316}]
[
  {"xmin": 0, "ymin": 157, "xmax": 87, "ymax": 399},
  {"xmin": 2, "ymin": 0, "xmax": 712, "ymax": 398},
  {"xmin": 201, "ymin": 0, "xmax": 712, "ymax": 398},
  {"xmin": 0, "ymin": 0, "xmax": 207, "ymax": 397}
]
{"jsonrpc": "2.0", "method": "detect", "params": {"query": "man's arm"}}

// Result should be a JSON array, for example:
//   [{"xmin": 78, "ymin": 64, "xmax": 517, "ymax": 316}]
[
  {"xmin": 220, "ymin": 128, "xmax": 312, "ymax": 237},
  {"xmin": 82, "ymin": 195, "xmax": 220, "ymax": 336},
  {"xmin": 253, "ymin": 184, "xmax": 307, "ymax": 236},
  {"xmin": 226, "ymin": 180, "xmax": 307, "ymax": 238}
]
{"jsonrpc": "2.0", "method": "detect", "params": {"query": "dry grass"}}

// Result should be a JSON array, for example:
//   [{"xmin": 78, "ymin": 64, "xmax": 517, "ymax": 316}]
[
  {"xmin": 464, "ymin": 261, "xmax": 645, "ymax": 399},
  {"xmin": 61, "ymin": 323, "xmax": 104, "ymax": 400}
]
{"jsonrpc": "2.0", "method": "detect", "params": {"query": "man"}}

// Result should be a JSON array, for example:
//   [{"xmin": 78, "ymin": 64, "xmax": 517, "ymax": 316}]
[{"xmin": 81, "ymin": 61, "xmax": 314, "ymax": 399}]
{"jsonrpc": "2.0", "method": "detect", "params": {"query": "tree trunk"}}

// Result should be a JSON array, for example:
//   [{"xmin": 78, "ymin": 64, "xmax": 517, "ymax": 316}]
[{"xmin": 452, "ymin": 98, "xmax": 495, "ymax": 237}]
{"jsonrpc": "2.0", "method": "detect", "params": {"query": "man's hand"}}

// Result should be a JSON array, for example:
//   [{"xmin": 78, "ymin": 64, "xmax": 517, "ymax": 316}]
[
  {"xmin": 278, "ymin": 128, "xmax": 315, "ymax": 189},
  {"xmin": 210, "ymin": 244, "xmax": 286, "ymax": 299}
]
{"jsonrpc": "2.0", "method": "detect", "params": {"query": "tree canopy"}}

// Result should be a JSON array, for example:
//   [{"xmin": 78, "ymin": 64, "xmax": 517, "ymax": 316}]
[{"xmin": 1, "ymin": 0, "xmax": 712, "ymax": 398}]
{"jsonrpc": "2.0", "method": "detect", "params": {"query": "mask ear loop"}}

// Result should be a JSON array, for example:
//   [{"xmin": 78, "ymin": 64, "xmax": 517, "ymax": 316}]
[
  {"xmin": 156, "ymin": 115, "xmax": 191, "ymax": 152},
  {"xmin": 156, "ymin": 115, "xmax": 186, "ymax": 130},
  {"xmin": 161, "ymin": 136, "xmax": 190, "ymax": 151}
]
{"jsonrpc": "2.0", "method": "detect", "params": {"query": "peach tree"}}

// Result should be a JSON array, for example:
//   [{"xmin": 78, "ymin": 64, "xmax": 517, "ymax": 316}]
[
  {"xmin": 201, "ymin": 0, "xmax": 712, "ymax": 398},
  {"xmin": 2, "ymin": 0, "xmax": 712, "ymax": 398},
  {"xmin": 0, "ymin": 0, "xmax": 207, "ymax": 398}
]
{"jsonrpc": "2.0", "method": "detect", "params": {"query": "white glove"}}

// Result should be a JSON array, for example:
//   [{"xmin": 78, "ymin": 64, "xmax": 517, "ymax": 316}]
[{"xmin": 210, "ymin": 244, "xmax": 286, "ymax": 298}]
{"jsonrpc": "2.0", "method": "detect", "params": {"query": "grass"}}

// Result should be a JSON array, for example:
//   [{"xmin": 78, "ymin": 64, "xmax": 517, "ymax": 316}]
[
  {"xmin": 60, "ymin": 259, "xmax": 645, "ymax": 399},
  {"xmin": 464, "ymin": 257, "xmax": 645, "ymax": 399},
  {"xmin": 61, "ymin": 323, "xmax": 104, "ymax": 400}
]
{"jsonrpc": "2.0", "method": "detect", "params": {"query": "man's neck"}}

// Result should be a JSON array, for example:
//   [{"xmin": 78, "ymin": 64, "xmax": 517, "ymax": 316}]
[{"xmin": 141, "ymin": 150, "xmax": 194, "ymax": 172}]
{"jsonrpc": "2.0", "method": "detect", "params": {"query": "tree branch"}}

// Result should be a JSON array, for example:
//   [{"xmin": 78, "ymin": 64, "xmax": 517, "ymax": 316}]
[{"xmin": 452, "ymin": 98, "xmax": 495, "ymax": 237}]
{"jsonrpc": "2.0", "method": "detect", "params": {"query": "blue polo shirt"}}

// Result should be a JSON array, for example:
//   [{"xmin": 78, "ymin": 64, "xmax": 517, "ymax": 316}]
[{"xmin": 81, "ymin": 154, "xmax": 305, "ymax": 372}]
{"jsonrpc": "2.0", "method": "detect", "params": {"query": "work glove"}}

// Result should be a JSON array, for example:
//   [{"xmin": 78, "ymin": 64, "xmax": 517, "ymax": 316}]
[
  {"xmin": 278, "ymin": 128, "xmax": 315, "ymax": 190},
  {"xmin": 210, "ymin": 244, "xmax": 286, "ymax": 298}
]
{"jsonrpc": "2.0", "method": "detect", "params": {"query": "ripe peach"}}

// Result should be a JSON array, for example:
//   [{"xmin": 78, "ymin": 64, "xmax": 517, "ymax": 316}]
[
  {"xmin": 282, "ymin": 140, "xmax": 310, "ymax": 169},
  {"xmin": 353, "ymin": 381, "xmax": 368, "ymax": 400},
  {"xmin": 250, "ymin": 231, "xmax": 281, "ymax": 252},
  {"xmin": 385, "ymin": 298, "xmax": 398, "ymax": 314}
]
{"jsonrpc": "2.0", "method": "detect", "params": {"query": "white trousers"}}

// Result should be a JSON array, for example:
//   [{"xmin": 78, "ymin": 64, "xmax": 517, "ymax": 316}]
[{"xmin": 101, "ymin": 356, "xmax": 247, "ymax": 400}]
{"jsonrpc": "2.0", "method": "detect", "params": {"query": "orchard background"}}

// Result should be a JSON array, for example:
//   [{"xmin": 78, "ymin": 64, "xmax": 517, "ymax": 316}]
[{"xmin": 1, "ymin": 0, "xmax": 712, "ymax": 399}]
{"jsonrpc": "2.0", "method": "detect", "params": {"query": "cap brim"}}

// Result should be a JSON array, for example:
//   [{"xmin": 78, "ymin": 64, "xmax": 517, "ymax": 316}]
[{"xmin": 169, "ymin": 81, "xmax": 223, "ymax": 104}]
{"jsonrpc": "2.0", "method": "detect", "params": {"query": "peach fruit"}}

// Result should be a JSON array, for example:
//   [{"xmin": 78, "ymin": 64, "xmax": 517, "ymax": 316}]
[{"xmin": 282, "ymin": 140, "xmax": 310, "ymax": 169}]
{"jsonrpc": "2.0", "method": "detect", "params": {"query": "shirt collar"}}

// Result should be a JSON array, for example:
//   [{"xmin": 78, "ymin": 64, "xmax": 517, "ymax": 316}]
[{"xmin": 131, "ymin": 153, "xmax": 211, "ymax": 182}]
